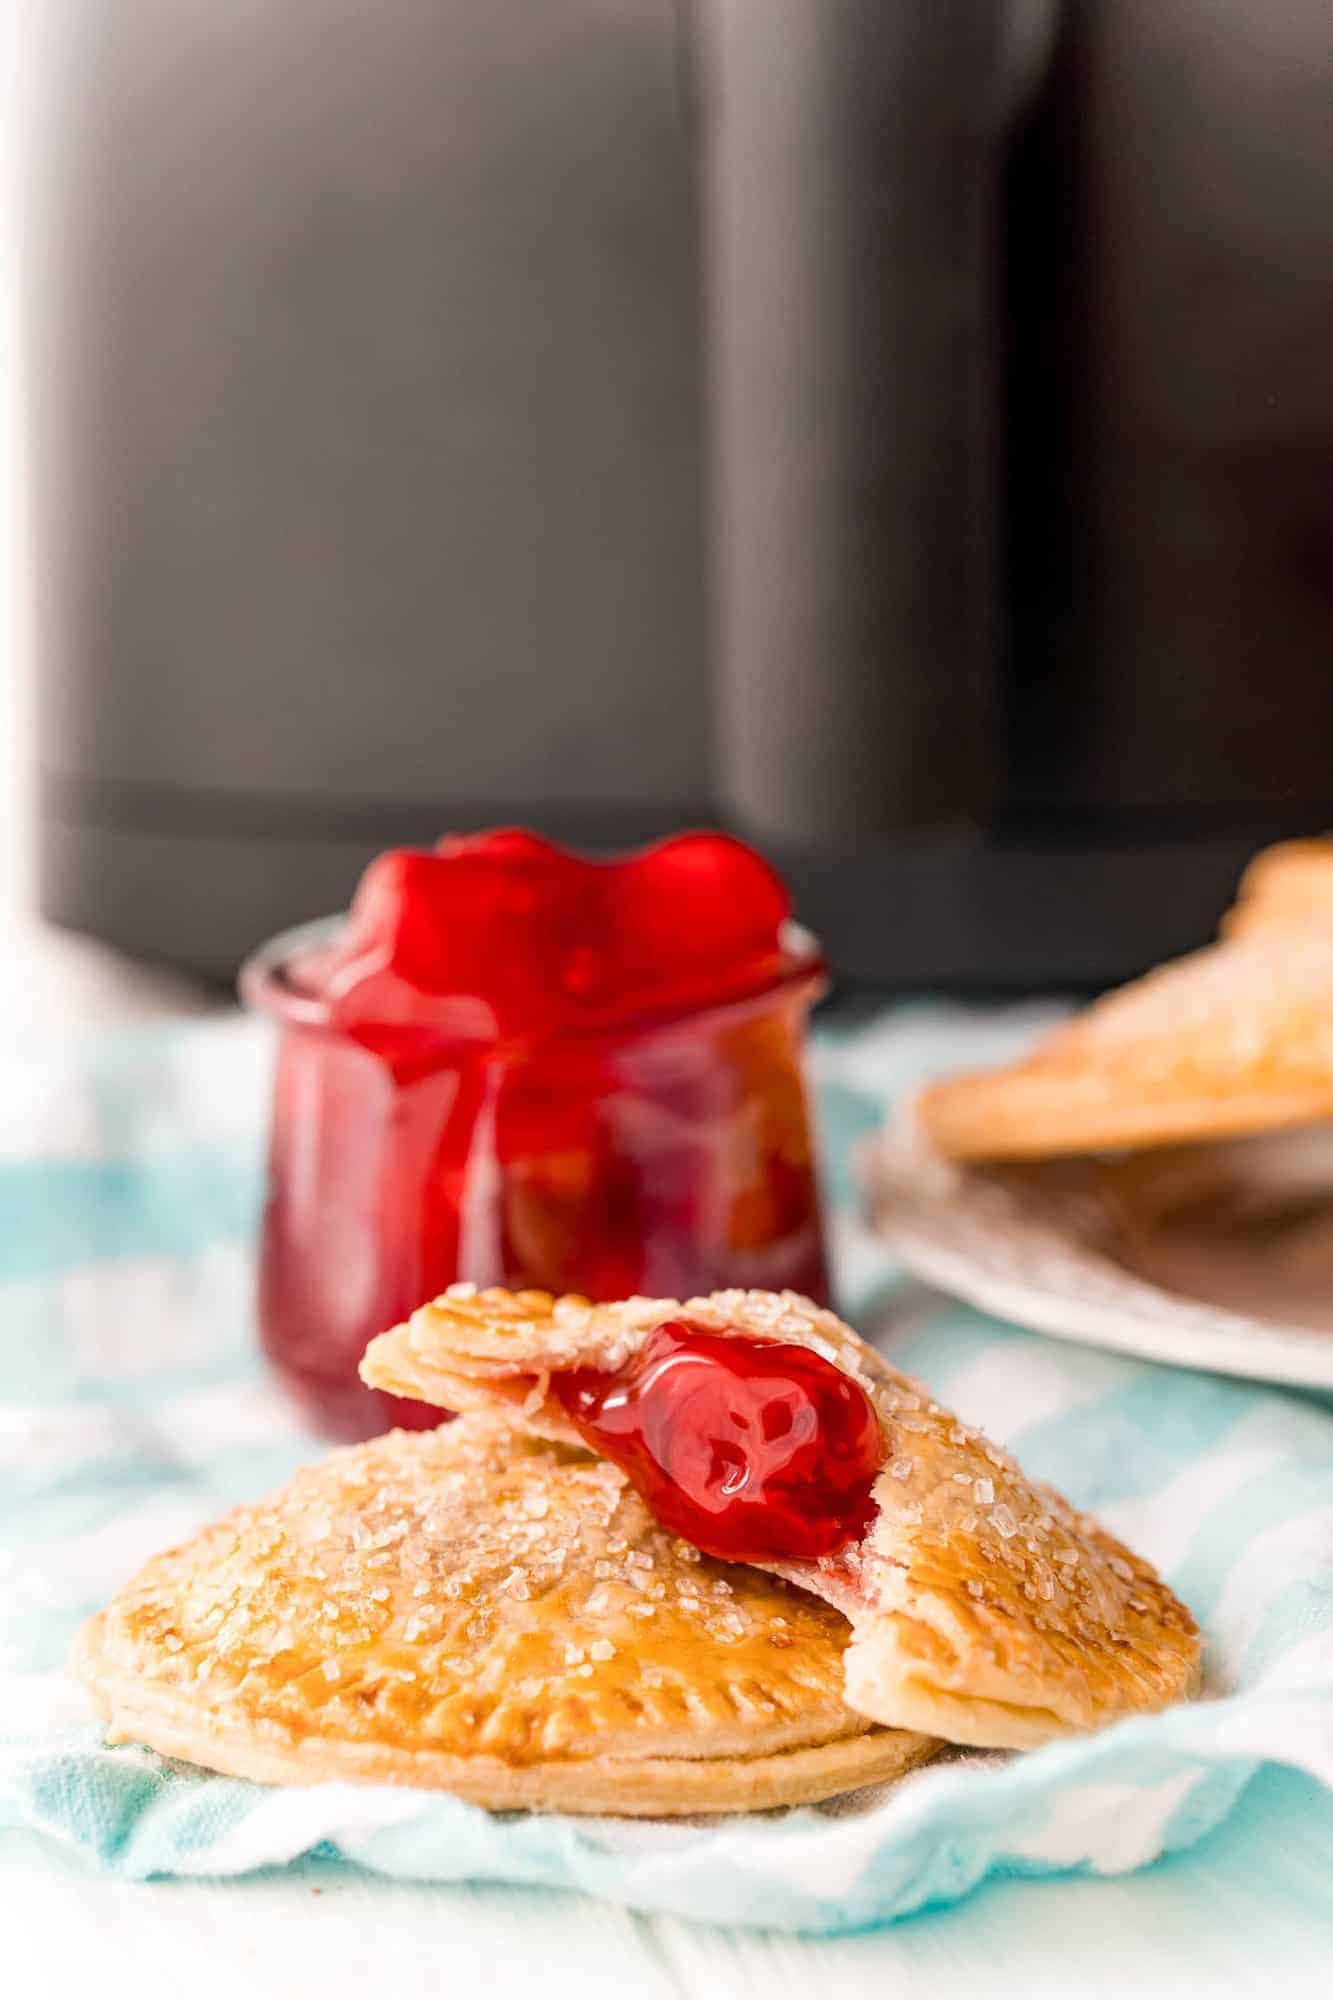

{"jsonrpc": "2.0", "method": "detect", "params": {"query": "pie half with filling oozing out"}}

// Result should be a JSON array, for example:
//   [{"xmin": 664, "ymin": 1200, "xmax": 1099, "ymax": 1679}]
[{"xmin": 360, "ymin": 1286, "xmax": 1200, "ymax": 1751}]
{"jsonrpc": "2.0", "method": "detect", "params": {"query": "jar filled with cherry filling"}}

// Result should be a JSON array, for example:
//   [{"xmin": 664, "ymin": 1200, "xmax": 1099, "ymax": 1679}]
[{"xmin": 241, "ymin": 831, "xmax": 830, "ymax": 1437}]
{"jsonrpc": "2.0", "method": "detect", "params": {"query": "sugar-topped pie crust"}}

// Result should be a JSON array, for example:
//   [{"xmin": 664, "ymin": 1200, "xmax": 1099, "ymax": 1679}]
[
  {"xmin": 363, "ymin": 1288, "xmax": 1201, "ymax": 1750},
  {"xmin": 75, "ymin": 1413, "xmax": 936, "ymax": 1813},
  {"xmin": 916, "ymin": 929, "xmax": 1333, "ymax": 1163}
]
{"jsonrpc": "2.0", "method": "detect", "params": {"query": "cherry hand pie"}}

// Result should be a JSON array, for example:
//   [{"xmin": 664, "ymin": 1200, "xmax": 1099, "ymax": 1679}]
[
  {"xmin": 916, "ymin": 927, "xmax": 1333, "ymax": 1163},
  {"xmin": 77, "ymin": 1289, "xmax": 1199, "ymax": 1811}
]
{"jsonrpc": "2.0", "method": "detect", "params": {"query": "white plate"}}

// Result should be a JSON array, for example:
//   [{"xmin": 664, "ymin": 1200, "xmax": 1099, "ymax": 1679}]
[{"xmin": 867, "ymin": 1113, "xmax": 1333, "ymax": 1392}]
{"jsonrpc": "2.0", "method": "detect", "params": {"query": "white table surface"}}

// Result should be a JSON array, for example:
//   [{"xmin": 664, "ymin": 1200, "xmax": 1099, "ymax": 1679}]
[{"xmin": 4, "ymin": 919, "xmax": 1332, "ymax": 1999}]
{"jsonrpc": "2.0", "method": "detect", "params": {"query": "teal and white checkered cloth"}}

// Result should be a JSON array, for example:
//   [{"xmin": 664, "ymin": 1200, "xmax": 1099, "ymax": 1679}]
[{"xmin": 2, "ymin": 1006, "xmax": 1332, "ymax": 1933}]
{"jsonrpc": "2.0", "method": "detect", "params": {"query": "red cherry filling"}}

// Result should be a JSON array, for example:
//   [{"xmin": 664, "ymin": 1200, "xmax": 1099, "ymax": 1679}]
[
  {"xmin": 554, "ymin": 1321, "xmax": 883, "ymax": 1564},
  {"xmin": 321, "ymin": 829, "xmax": 794, "ymax": 1045},
  {"xmin": 256, "ymin": 832, "xmax": 829, "ymax": 1437}
]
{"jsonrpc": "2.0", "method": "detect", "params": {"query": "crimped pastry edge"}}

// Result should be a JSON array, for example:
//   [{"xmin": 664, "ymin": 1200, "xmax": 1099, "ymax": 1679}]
[{"xmin": 75, "ymin": 1619, "xmax": 939, "ymax": 1816}]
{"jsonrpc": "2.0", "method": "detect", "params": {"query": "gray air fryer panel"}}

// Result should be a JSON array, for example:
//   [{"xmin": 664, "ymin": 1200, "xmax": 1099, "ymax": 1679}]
[
  {"xmin": 32, "ymin": 1, "xmax": 1333, "ymax": 986},
  {"xmin": 33, "ymin": 0, "xmax": 709, "ymax": 972}
]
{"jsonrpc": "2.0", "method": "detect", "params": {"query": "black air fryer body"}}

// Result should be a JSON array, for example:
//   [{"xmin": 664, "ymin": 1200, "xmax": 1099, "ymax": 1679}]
[{"xmin": 30, "ymin": 1, "xmax": 1333, "ymax": 986}]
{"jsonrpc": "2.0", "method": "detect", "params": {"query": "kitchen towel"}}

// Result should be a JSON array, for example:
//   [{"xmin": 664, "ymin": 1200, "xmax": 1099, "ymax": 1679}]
[{"xmin": 2, "ymin": 1004, "xmax": 1331, "ymax": 1933}]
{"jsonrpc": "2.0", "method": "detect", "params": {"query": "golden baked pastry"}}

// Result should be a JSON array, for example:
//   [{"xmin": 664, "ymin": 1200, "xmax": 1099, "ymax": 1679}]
[
  {"xmin": 362, "ymin": 1287, "xmax": 1201, "ymax": 1750},
  {"xmin": 74, "ymin": 1412, "xmax": 936, "ymax": 1813},
  {"xmin": 916, "ymin": 929, "xmax": 1333, "ymax": 1162},
  {"xmin": 1220, "ymin": 837, "xmax": 1333, "ymax": 941}
]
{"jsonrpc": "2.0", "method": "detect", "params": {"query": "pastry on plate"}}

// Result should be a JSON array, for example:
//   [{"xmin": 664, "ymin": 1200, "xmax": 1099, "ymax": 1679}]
[
  {"xmin": 362, "ymin": 1287, "xmax": 1201, "ymax": 1751},
  {"xmin": 916, "ymin": 928, "xmax": 1333, "ymax": 1162},
  {"xmin": 1220, "ymin": 836, "xmax": 1333, "ymax": 941},
  {"xmin": 74, "ymin": 1410, "xmax": 935, "ymax": 1813}
]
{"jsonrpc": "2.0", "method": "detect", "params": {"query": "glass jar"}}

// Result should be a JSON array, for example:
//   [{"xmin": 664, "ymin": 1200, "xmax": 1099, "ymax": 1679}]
[{"xmin": 242, "ymin": 918, "xmax": 829, "ymax": 1437}]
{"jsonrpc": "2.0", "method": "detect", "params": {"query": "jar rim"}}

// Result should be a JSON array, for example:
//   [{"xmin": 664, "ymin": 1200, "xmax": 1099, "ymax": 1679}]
[{"xmin": 238, "ymin": 914, "xmax": 827, "ymax": 1044}]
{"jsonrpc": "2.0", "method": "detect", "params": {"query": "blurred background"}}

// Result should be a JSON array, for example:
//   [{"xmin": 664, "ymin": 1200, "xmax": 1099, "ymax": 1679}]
[{"xmin": 6, "ymin": 0, "xmax": 1333, "ymax": 1005}]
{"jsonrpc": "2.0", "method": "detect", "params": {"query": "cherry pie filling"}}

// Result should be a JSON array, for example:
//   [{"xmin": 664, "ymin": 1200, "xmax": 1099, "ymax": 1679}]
[
  {"xmin": 554, "ymin": 1320, "xmax": 884, "ymax": 1563},
  {"xmin": 246, "ymin": 832, "xmax": 830, "ymax": 1438}
]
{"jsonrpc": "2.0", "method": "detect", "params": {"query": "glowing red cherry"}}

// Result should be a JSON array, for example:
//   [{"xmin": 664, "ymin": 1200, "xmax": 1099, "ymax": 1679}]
[
  {"xmin": 606, "ymin": 834, "xmax": 791, "ymax": 1017},
  {"xmin": 322, "ymin": 830, "xmax": 795, "ymax": 1040},
  {"xmin": 554, "ymin": 1320, "xmax": 883, "ymax": 1563}
]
